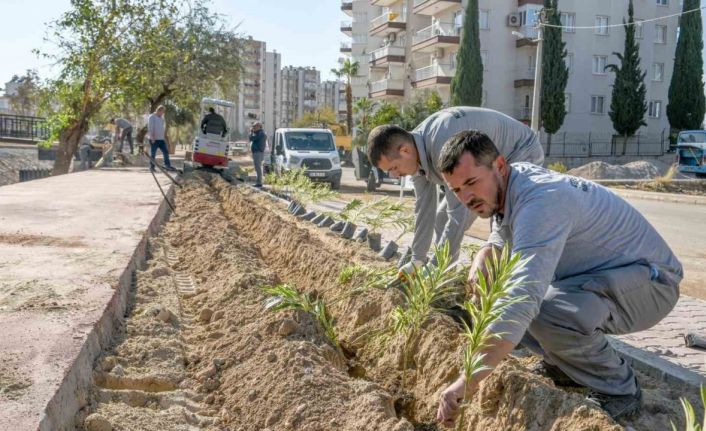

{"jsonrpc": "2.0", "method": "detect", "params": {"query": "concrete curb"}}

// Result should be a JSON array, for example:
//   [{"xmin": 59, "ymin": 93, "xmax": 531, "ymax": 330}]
[
  {"xmin": 608, "ymin": 188, "xmax": 706, "ymax": 206},
  {"xmin": 609, "ymin": 337, "xmax": 706, "ymax": 393},
  {"xmin": 38, "ymin": 184, "xmax": 175, "ymax": 431}
]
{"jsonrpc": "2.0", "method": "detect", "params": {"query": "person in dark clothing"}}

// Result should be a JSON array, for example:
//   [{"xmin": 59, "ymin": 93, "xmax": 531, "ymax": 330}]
[
  {"xmin": 201, "ymin": 107, "xmax": 228, "ymax": 137},
  {"xmin": 249, "ymin": 122, "xmax": 267, "ymax": 187},
  {"xmin": 111, "ymin": 118, "xmax": 134, "ymax": 154}
]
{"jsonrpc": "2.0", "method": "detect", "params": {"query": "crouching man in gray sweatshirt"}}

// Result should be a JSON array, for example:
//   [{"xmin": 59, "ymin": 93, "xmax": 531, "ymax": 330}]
[
  {"xmin": 367, "ymin": 107, "xmax": 544, "ymax": 272},
  {"xmin": 435, "ymin": 131, "xmax": 682, "ymax": 426}
]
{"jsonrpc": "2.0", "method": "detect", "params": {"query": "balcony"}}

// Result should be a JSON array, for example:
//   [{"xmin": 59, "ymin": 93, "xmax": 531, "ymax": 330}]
[
  {"xmin": 370, "ymin": 12, "xmax": 406, "ymax": 37},
  {"xmin": 514, "ymin": 67, "xmax": 536, "ymax": 88},
  {"xmin": 369, "ymin": 45, "xmax": 406, "ymax": 68},
  {"xmin": 413, "ymin": 0, "xmax": 461, "ymax": 16},
  {"xmin": 341, "ymin": 0, "xmax": 353, "ymax": 15},
  {"xmin": 515, "ymin": 28, "xmax": 540, "ymax": 47},
  {"xmin": 340, "ymin": 42, "xmax": 352, "ymax": 54},
  {"xmin": 412, "ymin": 22, "xmax": 459, "ymax": 52},
  {"xmin": 412, "ymin": 63, "xmax": 454, "ymax": 88},
  {"xmin": 515, "ymin": 106, "xmax": 532, "ymax": 121},
  {"xmin": 341, "ymin": 20, "xmax": 352, "ymax": 35},
  {"xmin": 370, "ymin": 78, "xmax": 404, "ymax": 98},
  {"xmin": 371, "ymin": 0, "xmax": 400, "ymax": 6}
]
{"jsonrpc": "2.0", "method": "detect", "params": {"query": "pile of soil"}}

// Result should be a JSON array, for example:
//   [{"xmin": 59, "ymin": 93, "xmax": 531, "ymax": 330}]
[
  {"xmin": 568, "ymin": 160, "xmax": 669, "ymax": 180},
  {"xmin": 81, "ymin": 172, "xmax": 700, "ymax": 430}
]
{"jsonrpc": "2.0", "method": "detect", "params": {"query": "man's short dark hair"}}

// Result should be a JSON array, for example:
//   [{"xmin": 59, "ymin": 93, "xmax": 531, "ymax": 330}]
[
  {"xmin": 367, "ymin": 125, "xmax": 414, "ymax": 166},
  {"xmin": 110, "ymin": 118, "xmax": 115, "ymax": 124},
  {"xmin": 208, "ymin": 107, "xmax": 215, "ymax": 114},
  {"xmin": 438, "ymin": 130, "xmax": 500, "ymax": 174}
]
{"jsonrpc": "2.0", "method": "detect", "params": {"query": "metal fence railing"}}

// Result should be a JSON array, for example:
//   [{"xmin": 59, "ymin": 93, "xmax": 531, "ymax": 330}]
[
  {"xmin": 0, "ymin": 114, "xmax": 49, "ymax": 141},
  {"xmin": 540, "ymin": 130, "xmax": 669, "ymax": 157}
]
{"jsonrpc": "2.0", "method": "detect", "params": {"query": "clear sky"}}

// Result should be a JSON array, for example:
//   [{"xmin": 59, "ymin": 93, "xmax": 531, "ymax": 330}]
[
  {"xmin": 0, "ymin": 0, "xmax": 344, "ymax": 88},
  {"xmin": 0, "ymin": 0, "xmax": 704, "ymax": 90}
]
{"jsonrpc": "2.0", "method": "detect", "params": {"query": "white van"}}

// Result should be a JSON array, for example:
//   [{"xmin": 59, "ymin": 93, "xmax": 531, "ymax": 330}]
[{"xmin": 266, "ymin": 128, "xmax": 342, "ymax": 189}]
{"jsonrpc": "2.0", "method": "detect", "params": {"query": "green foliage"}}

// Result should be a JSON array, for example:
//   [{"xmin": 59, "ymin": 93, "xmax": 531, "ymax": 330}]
[
  {"xmin": 272, "ymin": 168, "xmax": 339, "ymax": 205},
  {"xmin": 671, "ymin": 386, "xmax": 706, "ymax": 431},
  {"xmin": 606, "ymin": 0, "xmax": 647, "ymax": 153},
  {"xmin": 547, "ymin": 162, "xmax": 568, "ymax": 173},
  {"xmin": 7, "ymin": 70, "xmax": 41, "ymax": 116},
  {"xmin": 450, "ymin": 0, "xmax": 483, "ymax": 106},
  {"xmin": 461, "ymin": 243, "xmax": 482, "ymax": 261},
  {"xmin": 262, "ymin": 283, "xmax": 338, "ymax": 346},
  {"xmin": 331, "ymin": 59, "xmax": 360, "ymax": 135},
  {"xmin": 337, "ymin": 264, "xmax": 397, "ymax": 294},
  {"xmin": 292, "ymin": 107, "xmax": 340, "ymax": 129},
  {"xmin": 359, "ymin": 198, "xmax": 414, "ymax": 235},
  {"xmin": 667, "ymin": 0, "xmax": 706, "ymax": 130},
  {"xmin": 541, "ymin": 0, "xmax": 569, "ymax": 136},
  {"xmin": 353, "ymin": 97, "xmax": 375, "ymax": 131},
  {"xmin": 368, "ymin": 102, "xmax": 402, "ymax": 129},
  {"xmin": 339, "ymin": 198, "xmax": 365, "ymax": 223},
  {"xmin": 460, "ymin": 246, "xmax": 529, "ymax": 383}
]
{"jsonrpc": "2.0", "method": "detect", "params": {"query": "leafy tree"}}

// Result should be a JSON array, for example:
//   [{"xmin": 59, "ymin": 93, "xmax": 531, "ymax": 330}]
[
  {"xmin": 667, "ymin": 0, "xmax": 705, "ymax": 131},
  {"xmin": 450, "ymin": 0, "xmax": 483, "ymax": 106},
  {"xmin": 606, "ymin": 0, "xmax": 647, "ymax": 155},
  {"xmin": 540, "ymin": 0, "xmax": 569, "ymax": 155},
  {"xmin": 369, "ymin": 102, "xmax": 402, "ymax": 129},
  {"xmin": 353, "ymin": 97, "xmax": 374, "ymax": 131},
  {"xmin": 292, "ymin": 107, "xmax": 339, "ymax": 128},
  {"xmin": 331, "ymin": 59, "xmax": 359, "ymax": 135},
  {"xmin": 399, "ymin": 92, "xmax": 444, "ymax": 130},
  {"xmin": 7, "ymin": 70, "xmax": 41, "ymax": 116},
  {"xmin": 39, "ymin": 0, "xmax": 161, "ymax": 175}
]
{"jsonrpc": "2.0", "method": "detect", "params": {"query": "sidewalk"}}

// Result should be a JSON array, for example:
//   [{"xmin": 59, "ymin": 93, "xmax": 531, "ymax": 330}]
[{"xmin": 0, "ymin": 168, "xmax": 173, "ymax": 430}]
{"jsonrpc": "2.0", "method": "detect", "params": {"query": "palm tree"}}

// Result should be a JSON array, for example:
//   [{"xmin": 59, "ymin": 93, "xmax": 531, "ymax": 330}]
[
  {"xmin": 353, "ymin": 97, "xmax": 374, "ymax": 131},
  {"xmin": 331, "ymin": 59, "xmax": 359, "ymax": 135}
]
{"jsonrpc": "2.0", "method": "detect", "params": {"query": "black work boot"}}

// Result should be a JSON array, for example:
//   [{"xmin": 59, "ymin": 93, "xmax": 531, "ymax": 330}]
[
  {"xmin": 530, "ymin": 360, "xmax": 583, "ymax": 387},
  {"xmin": 585, "ymin": 384, "xmax": 642, "ymax": 420}
]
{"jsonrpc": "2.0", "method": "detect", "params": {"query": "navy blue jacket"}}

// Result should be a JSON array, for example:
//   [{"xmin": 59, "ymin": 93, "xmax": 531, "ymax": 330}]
[{"xmin": 249, "ymin": 129, "xmax": 267, "ymax": 153}]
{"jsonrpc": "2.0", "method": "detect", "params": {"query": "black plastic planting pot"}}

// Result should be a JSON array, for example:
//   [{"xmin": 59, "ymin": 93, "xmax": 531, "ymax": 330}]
[
  {"xmin": 287, "ymin": 201, "xmax": 298, "ymax": 213},
  {"xmin": 379, "ymin": 240, "xmax": 398, "ymax": 259},
  {"xmin": 292, "ymin": 205, "xmax": 306, "ymax": 217},
  {"xmin": 340, "ymin": 222, "xmax": 357, "ymax": 239},
  {"xmin": 329, "ymin": 220, "xmax": 345, "ymax": 232},
  {"xmin": 299, "ymin": 211, "xmax": 317, "ymax": 221},
  {"xmin": 318, "ymin": 216, "xmax": 335, "ymax": 228},
  {"xmin": 311, "ymin": 214, "xmax": 325, "ymax": 225},
  {"xmin": 353, "ymin": 227, "xmax": 368, "ymax": 242},
  {"xmin": 367, "ymin": 232, "xmax": 382, "ymax": 252}
]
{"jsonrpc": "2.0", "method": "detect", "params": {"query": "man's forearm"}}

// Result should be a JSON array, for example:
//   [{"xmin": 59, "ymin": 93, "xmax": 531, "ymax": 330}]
[{"xmin": 464, "ymin": 338, "xmax": 515, "ymax": 395}]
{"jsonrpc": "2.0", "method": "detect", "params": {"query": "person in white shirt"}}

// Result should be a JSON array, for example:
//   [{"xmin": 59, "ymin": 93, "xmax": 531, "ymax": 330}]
[{"xmin": 147, "ymin": 105, "xmax": 176, "ymax": 171}]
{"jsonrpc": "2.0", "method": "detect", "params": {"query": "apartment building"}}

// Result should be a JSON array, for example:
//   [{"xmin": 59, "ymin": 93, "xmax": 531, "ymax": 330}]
[
  {"xmin": 235, "ymin": 38, "xmax": 266, "ymax": 137},
  {"xmin": 318, "ymin": 80, "xmax": 346, "ymax": 122},
  {"xmin": 263, "ymin": 51, "xmax": 282, "ymax": 138},
  {"xmin": 340, "ymin": 0, "xmax": 384, "ymax": 100},
  {"xmin": 280, "ymin": 66, "xmax": 322, "ymax": 127},
  {"xmin": 345, "ymin": 0, "xmax": 680, "ymax": 136}
]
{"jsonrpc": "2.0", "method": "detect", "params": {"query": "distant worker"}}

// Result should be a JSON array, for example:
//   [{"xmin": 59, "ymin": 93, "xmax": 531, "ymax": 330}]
[
  {"xmin": 78, "ymin": 136, "xmax": 92, "ymax": 171},
  {"xmin": 366, "ymin": 107, "xmax": 544, "ymax": 273},
  {"xmin": 147, "ymin": 105, "xmax": 176, "ymax": 172},
  {"xmin": 249, "ymin": 121, "xmax": 267, "ymax": 187},
  {"xmin": 201, "ymin": 107, "xmax": 228, "ymax": 137},
  {"xmin": 111, "ymin": 118, "xmax": 133, "ymax": 154}
]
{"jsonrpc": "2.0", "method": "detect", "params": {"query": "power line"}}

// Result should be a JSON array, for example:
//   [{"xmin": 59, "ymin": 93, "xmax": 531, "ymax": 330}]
[{"xmin": 541, "ymin": 5, "xmax": 705, "ymax": 30}]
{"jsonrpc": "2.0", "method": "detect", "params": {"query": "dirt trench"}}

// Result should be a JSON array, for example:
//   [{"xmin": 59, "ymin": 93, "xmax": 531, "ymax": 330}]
[{"xmin": 79, "ymin": 172, "xmax": 696, "ymax": 431}]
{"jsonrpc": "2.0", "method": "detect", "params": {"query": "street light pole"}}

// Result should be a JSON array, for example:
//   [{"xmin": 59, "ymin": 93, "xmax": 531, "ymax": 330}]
[{"xmin": 530, "ymin": 14, "xmax": 545, "ymax": 133}]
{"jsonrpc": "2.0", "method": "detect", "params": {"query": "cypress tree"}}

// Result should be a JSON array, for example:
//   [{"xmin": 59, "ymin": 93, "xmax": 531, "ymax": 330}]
[
  {"xmin": 450, "ymin": 0, "xmax": 483, "ymax": 106},
  {"xmin": 606, "ymin": 0, "xmax": 647, "ymax": 155},
  {"xmin": 540, "ymin": 0, "xmax": 569, "ymax": 156},
  {"xmin": 667, "ymin": 0, "xmax": 705, "ymax": 131}
]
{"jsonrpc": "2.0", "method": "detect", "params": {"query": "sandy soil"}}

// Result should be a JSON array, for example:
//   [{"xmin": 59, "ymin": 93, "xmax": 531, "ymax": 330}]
[{"xmin": 79, "ymin": 172, "xmax": 702, "ymax": 431}]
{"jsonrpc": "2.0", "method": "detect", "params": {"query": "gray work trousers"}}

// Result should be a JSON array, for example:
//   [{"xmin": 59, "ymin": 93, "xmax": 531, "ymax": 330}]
[
  {"xmin": 433, "ymin": 186, "xmax": 475, "ymax": 260},
  {"xmin": 252, "ymin": 151, "xmax": 264, "ymax": 186},
  {"xmin": 79, "ymin": 145, "xmax": 91, "ymax": 171},
  {"xmin": 520, "ymin": 263, "xmax": 680, "ymax": 395}
]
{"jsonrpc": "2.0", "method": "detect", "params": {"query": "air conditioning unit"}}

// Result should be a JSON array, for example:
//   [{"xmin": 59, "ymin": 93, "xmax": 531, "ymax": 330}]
[
  {"xmin": 432, "ymin": 47, "xmax": 445, "ymax": 59},
  {"xmin": 507, "ymin": 13, "xmax": 521, "ymax": 27}
]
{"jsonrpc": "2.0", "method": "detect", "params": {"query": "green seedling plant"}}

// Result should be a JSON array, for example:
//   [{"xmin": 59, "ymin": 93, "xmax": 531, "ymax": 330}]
[
  {"xmin": 339, "ymin": 198, "xmax": 365, "ymax": 224},
  {"xmin": 671, "ymin": 385, "xmax": 706, "ymax": 431},
  {"xmin": 361, "ymin": 198, "xmax": 414, "ymax": 237},
  {"xmin": 337, "ymin": 264, "xmax": 398, "ymax": 295},
  {"xmin": 385, "ymin": 242, "xmax": 467, "ymax": 388},
  {"xmin": 262, "ymin": 283, "xmax": 339, "ymax": 347},
  {"xmin": 454, "ymin": 245, "xmax": 529, "ymax": 430},
  {"xmin": 461, "ymin": 243, "xmax": 482, "ymax": 262}
]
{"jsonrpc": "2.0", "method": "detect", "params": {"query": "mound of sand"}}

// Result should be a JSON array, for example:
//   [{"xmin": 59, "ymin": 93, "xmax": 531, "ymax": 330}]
[{"xmin": 568, "ymin": 161, "xmax": 663, "ymax": 180}]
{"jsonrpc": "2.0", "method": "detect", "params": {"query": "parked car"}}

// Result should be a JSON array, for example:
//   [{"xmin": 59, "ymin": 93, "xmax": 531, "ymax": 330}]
[{"xmin": 676, "ymin": 130, "xmax": 706, "ymax": 178}]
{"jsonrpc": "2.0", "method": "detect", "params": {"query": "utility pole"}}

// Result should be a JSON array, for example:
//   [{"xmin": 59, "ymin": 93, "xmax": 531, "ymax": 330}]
[{"xmin": 531, "ymin": 10, "xmax": 546, "ymax": 133}]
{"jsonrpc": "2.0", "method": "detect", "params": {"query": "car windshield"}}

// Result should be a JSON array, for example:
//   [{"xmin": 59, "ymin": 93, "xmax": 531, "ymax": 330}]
[
  {"xmin": 677, "ymin": 131, "xmax": 706, "ymax": 145},
  {"xmin": 285, "ymin": 131, "xmax": 335, "ymax": 151}
]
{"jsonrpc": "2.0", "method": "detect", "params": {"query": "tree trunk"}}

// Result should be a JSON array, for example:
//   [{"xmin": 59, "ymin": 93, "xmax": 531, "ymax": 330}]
[
  {"xmin": 52, "ymin": 122, "xmax": 88, "ymax": 175},
  {"xmin": 546, "ymin": 133, "xmax": 552, "ymax": 157},
  {"xmin": 622, "ymin": 133, "xmax": 628, "ymax": 155},
  {"xmin": 345, "ymin": 80, "xmax": 353, "ymax": 136}
]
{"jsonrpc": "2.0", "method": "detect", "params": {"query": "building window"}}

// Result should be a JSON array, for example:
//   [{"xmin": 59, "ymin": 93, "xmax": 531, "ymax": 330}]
[
  {"xmin": 657, "ymin": 0, "xmax": 668, "ymax": 5},
  {"xmin": 592, "ymin": 56, "xmax": 608, "ymax": 74},
  {"xmin": 565, "ymin": 93, "xmax": 572, "ymax": 113},
  {"xmin": 480, "ymin": 50, "xmax": 488, "ymax": 71},
  {"xmin": 648, "ymin": 100, "xmax": 662, "ymax": 118},
  {"xmin": 655, "ymin": 25, "xmax": 667, "ymax": 43},
  {"xmin": 565, "ymin": 52, "xmax": 574, "ymax": 73},
  {"xmin": 560, "ymin": 13, "xmax": 576, "ymax": 33},
  {"xmin": 591, "ymin": 96, "xmax": 605, "ymax": 114},
  {"xmin": 595, "ymin": 16, "xmax": 609, "ymax": 35},
  {"xmin": 653, "ymin": 63, "xmax": 664, "ymax": 81},
  {"xmin": 635, "ymin": 20, "xmax": 644, "ymax": 39},
  {"xmin": 479, "ymin": 9, "xmax": 490, "ymax": 30},
  {"xmin": 453, "ymin": 10, "xmax": 463, "ymax": 35}
]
